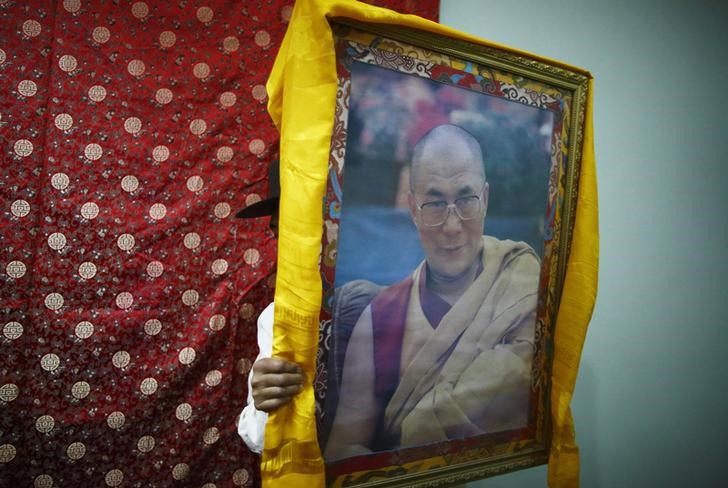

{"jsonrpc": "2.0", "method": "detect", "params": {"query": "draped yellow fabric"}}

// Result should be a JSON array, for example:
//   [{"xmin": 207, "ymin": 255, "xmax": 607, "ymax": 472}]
[
  {"xmin": 263, "ymin": 1, "xmax": 598, "ymax": 487},
  {"xmin": 546, "ymin": 79, "xmax": 598, "ymax": 488}
]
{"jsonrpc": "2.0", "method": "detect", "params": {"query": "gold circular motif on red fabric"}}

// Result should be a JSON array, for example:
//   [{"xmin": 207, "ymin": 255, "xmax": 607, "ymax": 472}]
[
  {"xmin": 71, "ymin": 381, "xmax": 90, "ymax": 399},
  {"xmin": 149, "ymin": 203, "xmax": 167, "ymax": 220},
  {"xmin": 238, "ymin": 303, "xmax": 254, "ymax": 320},
  {"xmin": 214, "ymin": 202, "xmax": 231, "ymax": 219},
  {"xmin": 3, "ymin": 321, "xmax": 23, "ymax": 340},
  {"xmin": 44, "ymin": 292, "xmax": 65, "ymax": 310},
  {"xmin": 245, "ymin": 194, "xmax": 261, "ymax": 207},
  {"xmin": 248, "ymin": 138, "xmax": 265, "ymax": 155},
  {"xmin": 243, "ymin": 248, "xmax": 260, "ymax": 266},
  {"xmin": 144, "ymin": 319, "xmax": 162, "ymax": 336},
  {"xmin": 175, "ymin": 402, "xmax": 192, "ymax": 421},
  {"xmin": 182, "ymin": 289, "xmax": 199, "ymax": 306},
  {"xmin": 88, "ymin": 85, "xmax": 107, "ymax": 102},
  {"xmin": 183, "ymin": 232, "xmax": 201, "ymax": 249},
  {"xmin": 193, "ymin": 62, "xmax": 211, "ymax": 79},
  {"xmin": 14, "ymin": 139, "xmax": 33, "ymax": 157},
  {"xmin": 5, "ymin": 261, "xmax": 26, "ymax": 279},
  {"xmin": 66, "ymin": 441, "xmax": 86, "ymax": 460},
  {"xmin": 11, "ymin": 199, "xmax": 30, "ymax": 217},
  {"xmin": 117, "ymin": 233, "xmax": 135, "ymax": 251},
  {"xmin": 140, "ymin": 377, "xmax": 158, "ymax": 395},
  {"xmin": 205, "ymin": 370, "xmax": 222, "ymax": 387},
  {"xmin": 54, "ymin": 113, "xmax": 73, "ymax": 130},
  {"xmin": 34, "ymin": 474, "xmax": 53, "ymax": 488},
  {"xmin": 78, "ymin": 262, "xmax": 97, "ymax": 279},
  {"xmin": 59, "ymin": 54, "xmax": 77, "ymax": 72},
  {"xmin": 211, "ymin": 258, "xmax": 228, "ymax": 275},
  {"xmin": 121, "ymin": 175, "xmax": 139, "ymax": 193},
  {"xmin": 155, "ymin": 88, "xmax": 173, "ymax": 104},
  {"xmin": 209, "ymin": 314, "xmax": 226, "ymax": 330},
  {"xmin": 203, "ymin": 426, "xmax": 220, "ymax": 444},
  {"xmin": 254, "ymin": 31, "xmax": 271, "ymax": 47},
  {"xmin": 75, "ymin": 321, "xmax": 94, "ymax": 340},
  {"xmin": 0, "ymin": 384, "xmax": 19, "ymax": 402},
  {"xmin": 84, "ymin": 143, "xmax": 103, "ymax": 160},
  {"xmin": 115, "ymin": 292, "xmax": 133, "ymax": 309},
  {"xmin": 0, "ymin": 444, "xmax": 16, "ymax": 463},
  {"xmin": 219, "ymin": 91, "xmax": 236, "ymax": 107},
  {"xmin": 35, "ymin": 415, "xmax": 55, "ymax": 433},
  {"xmin": 172, "ymin": 463, "xmax": 190, "ymax": 480},
  {"xmin": 186, "ymin": 175, "xmax": 204, "ymax": 192},
  {"xmin": 189, "ymin": 118, "xmax": 207, "ymax": 135},
  {"xmin": 196, "ymin": 6, "xmax": 214, "ymax": 23},
  {"xmin": 124, "ymin": 117, "xmax": 142, "ymax": 134},
  {"xmin": 47, "ymin": 232, "xmax": 66, "ymax": 251},
  {"xmin": 106, "ymin": 411, "xmax": 125, "ymax": 430},
  {"xmin": 223, "ymin": 36, "xmax": 239, "ymax": 53},
  {"xmin": 127, "ymin": 59, "xmax": 145, "ymax": 77},
  {"xmin": 251, "ymin": 84, "xmax": 267, "ymax": 101},
  {"xmin": 41, "ymin": 353, "xmax": 60, "ymax": 372},
  {"xmin": 22, "ymin": 20, "xmax": 42, "ymax": 38},
  {"xmin": 80, "ymin": 202, "xmax": 99, "ymax": 219},
  {"xmin": 216, "ymin": 146, "xmax": 233, "ymax": 162},
  {"xmin": 105, "ymin": 469, "xmax": 124, "ymax": 487},
  {"xmin": 232, "ymin": 468, "xmax": 250, "ymax": 486},
  {"xmin": 112, "ymin": 350, "xmax": 130, "ymax": 369},
  {"xmin": 178, "ymin": 347, "xmax": 196, "ymax": 365},
  {"xmin": 159, "ymin": 30, "xmax": 176, "ymax": 48},
  {"xmin": 137, "ymin": 435, "xmax": 155, "ymax": 453},
  {"xmin": 63, "ymin": 0, "xmax": 81, "ymax": 13},
  {"xmin": 131, "ymin": 2, "xmax": 149, "ymax": 19},
  {"xmin": 17, "ymin": 79, "xmax": 37, "ymax": 97},
  {"xmin": 152, "ymin": 145, "xmax": 169, "ymax": 162},
  {"xmin": 236, "ymin": 358, "xmax": 252, "ymax": 375},
  {"xmin": 146, "ymin": 261, "xmax": 164, "ymax": 278},
  {"xmin": 92, "ymin": 26, "xmax": 111, "ymax": 43},
  {"xmin": 51, "ymin": 172, "xmax": 70, "ymax": 190}
]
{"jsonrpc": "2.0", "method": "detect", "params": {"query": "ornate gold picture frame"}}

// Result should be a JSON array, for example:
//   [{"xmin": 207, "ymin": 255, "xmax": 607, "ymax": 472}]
[{"xmin": 312, "ymin": 18, "xmax": 589, "ymax": 487}]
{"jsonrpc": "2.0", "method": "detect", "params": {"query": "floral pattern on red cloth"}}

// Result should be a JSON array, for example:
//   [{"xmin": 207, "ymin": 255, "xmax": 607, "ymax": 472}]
[{"xmin": 0, "ymin": 1, "xmax": 438, "ymax": 486}]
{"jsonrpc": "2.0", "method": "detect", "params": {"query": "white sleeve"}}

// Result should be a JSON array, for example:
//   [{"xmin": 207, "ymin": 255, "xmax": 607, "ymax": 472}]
[{"xmin": 237, "ymin": 302, "xmax": 274, "ymax": 453}]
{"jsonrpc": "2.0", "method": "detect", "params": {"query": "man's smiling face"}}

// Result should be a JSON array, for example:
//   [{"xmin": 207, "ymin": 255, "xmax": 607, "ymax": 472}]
[{"xmin": 409, "ymin": 128, "xmax": 488, "ymax": 282}]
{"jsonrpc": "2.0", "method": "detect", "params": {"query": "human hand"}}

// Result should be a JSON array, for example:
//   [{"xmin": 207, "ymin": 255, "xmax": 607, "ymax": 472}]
[{"xmin": 251, "ymin": 358, "xmax": 304, "ymax": 412}]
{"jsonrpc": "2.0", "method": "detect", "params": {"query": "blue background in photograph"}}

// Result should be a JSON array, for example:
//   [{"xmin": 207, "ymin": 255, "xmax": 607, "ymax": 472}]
[{"xmin": 334, "ymin": 60, "xmax": 551, "ymax": 289}]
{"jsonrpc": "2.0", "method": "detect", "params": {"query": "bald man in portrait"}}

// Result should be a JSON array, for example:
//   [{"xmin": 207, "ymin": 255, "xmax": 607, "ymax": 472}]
[{"xmin": 325, "ymin": 124, "xmax": 540, "ymax": 459}]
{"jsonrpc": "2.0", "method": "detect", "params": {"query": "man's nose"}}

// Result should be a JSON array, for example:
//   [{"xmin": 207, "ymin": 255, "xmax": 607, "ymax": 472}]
[{"xmin": 441, "ymin": 207, "xmax": 463, "ymax": 233}]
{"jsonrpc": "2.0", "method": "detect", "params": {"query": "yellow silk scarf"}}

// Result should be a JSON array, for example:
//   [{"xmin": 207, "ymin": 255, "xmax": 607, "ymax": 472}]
[{"xmin": 262, "ymin": 1, "xmax": 598, "ymax": 487}]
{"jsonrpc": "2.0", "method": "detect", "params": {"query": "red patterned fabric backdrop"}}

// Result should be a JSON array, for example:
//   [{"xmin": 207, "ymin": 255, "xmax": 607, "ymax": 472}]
[{"xmin": 0, "ymin": 1, "xmax": 438, "ymax": 487}]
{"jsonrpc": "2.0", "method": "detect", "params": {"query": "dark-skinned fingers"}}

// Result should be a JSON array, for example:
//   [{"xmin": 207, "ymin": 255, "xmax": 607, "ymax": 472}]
[
  {"xmin": 251, "ymin": 372, "xmax": 303, "ymax": 390},
  {"xmin": 253, "ymin": 357, "xmax": 302, "ymax": 375},
  {"xmin": 253, "ymin": 384, "xmax": 303, "ymax": 411},
  {"xmin": 253, "ymin": 384, "xmax": 302, "ymax": 403},
  {"xmin": 254, "ymin": 396, "xmax": 292, "ymax": 413}
]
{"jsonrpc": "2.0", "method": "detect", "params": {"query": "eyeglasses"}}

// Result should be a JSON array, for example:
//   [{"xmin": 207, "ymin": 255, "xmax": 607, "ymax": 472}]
[{"xmin": 415, "ymin": 193, "xmax": 483, "ymax": 227}]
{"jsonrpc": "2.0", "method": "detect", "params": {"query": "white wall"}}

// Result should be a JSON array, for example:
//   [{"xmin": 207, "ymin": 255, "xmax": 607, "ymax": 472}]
[{"xmin": 440, "ymin": 1, "xmax": 728, "ymax": 487}]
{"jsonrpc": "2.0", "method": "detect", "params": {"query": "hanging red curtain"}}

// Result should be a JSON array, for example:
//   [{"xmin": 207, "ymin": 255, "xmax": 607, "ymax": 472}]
[{"xmin": 0, "ymin": 1, "xmax": 438, "ymax": 486}]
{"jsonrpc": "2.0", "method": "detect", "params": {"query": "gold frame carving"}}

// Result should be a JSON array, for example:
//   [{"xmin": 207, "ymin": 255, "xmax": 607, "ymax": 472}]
[{"xmin": 315, "ymin": 18, "xmax": 589, "ymax": 487}]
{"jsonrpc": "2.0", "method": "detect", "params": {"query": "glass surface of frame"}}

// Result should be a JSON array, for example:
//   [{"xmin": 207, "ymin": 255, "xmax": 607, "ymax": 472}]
[{"xmin": 314, "ymin": 19, "xmax": 589, "ymax": 488}]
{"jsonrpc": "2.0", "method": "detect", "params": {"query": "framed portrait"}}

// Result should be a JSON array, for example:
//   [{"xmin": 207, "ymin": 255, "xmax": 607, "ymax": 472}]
[{"xmin": 312, "ymin": 18, "xmax": 589, "ymax": 487}]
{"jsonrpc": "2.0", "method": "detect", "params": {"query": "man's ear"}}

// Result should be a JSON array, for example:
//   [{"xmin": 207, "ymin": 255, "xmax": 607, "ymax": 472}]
[
  {"xmin": 407, "ymin": 191, "xmax": 418, "ymax": 226},
  {"xmin": 482, "ymin": 182, "xmax": 490, "ymax": 217}
]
